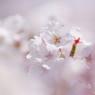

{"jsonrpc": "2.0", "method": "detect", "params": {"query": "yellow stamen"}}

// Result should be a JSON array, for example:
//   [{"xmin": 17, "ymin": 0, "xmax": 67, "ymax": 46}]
[
  {"xmin": 54, "ymin": 37, "xmax": 61, "ymax": 43},
  {"xmin": 59, "ymin": 49, "xmax": 66, "ymax": 58}
]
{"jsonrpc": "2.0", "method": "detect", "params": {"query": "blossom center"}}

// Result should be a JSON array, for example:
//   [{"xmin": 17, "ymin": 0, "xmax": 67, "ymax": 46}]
[
  {"xmin": 74, "ymin": 38, "xmax": 80, "ymax": 44},
  {"xmin": 45, "ymin": 52, "xmax": 53, "ymax": 59},
  {"xmin": 54, "ymin": 37, "xmax": 61, "ymax": 43},
  {"xmin": 85, "ymin": 54, "xmax": 92, "ymax": 63}
]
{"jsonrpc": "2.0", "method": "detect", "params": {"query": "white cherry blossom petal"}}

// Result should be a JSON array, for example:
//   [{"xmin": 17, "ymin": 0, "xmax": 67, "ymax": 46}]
[
  {"xmin": 70, "ymin": 27, "xmax": 82, "ymax": 39},
  {"xmin": 82, "ymin": 46, "xmax": 92, "ymax": 58}
]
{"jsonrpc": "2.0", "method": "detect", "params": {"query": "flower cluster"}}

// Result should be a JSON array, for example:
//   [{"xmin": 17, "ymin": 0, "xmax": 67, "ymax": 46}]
[
  {"xmin": 27, "ymin": 20, "xmax": 95, "ymax": 95},
  {"xmin": 0, "ymin": 15, "xmax": 34, "ymax": 95},
  {"xmin": 0, "ymin": 15, "xmax": 33, "ymax": 74},
  {"xmin": 0, "ymin": 15, "xmax": 32, "ymax": 54}
]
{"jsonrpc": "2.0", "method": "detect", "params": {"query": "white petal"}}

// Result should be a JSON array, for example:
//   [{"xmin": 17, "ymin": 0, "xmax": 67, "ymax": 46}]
[
  {"xmin": 82, "ymin": 40, "xmax": 92, "ymax": 46},
  {"xmin": 28, "ymin": 65, "xmax": 44, "ymax": 78},
  {"xmin": 70, "ymin": 27, "xmax": 82, "ymax": 39},
  {"xmin": 42, "ymin": 65, "xmax": 50, "ymax": 70},
  {"xmin": 26, "ymin": 54, "xmax": 31, "ymax": 59},
  {"xmin": 61, "ymin": 34, "xmax": 72, "ymax": 46},
  {"xmin": 81, "ymin": 46, "xmax": 92, "ymax": 57}
]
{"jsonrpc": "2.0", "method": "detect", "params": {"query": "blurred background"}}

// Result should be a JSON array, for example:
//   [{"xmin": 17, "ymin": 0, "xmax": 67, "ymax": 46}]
[
  {"xmin": 0, "ymin": 0, "xmax": 95, "ymax": 39},
  {"xmin": 0, "ymin": 0, "xmax": 95, "ymax": 95}
]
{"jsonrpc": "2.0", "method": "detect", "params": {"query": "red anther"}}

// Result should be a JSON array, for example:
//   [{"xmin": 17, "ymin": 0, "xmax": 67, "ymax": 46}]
[{"xmin": 74, "ymin": 38, "xmax": 80, "ymax": 44}]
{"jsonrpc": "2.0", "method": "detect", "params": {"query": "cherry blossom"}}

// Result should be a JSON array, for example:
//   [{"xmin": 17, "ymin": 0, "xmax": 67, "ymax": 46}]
[
  {"xmin": 40, "ymin": 20, "xmax": 72, "ymax": 47},
  {"xmin": 26, "ymin": 20, "xmax": 94, "ymax": 95},
  {"xmin": 69, "ymin": 27, "xmax": 91, "ymax": 57},
  {"xmin": 70, "ymin": 27, "xmax": 91, "ymax": 45},
  {"xmin": 81, "ymin": 45, "xmax": 95, "ymax": 64},
  {"xmin": 27, "ymin": 39, "xmax": 60, "ymax": 62}
]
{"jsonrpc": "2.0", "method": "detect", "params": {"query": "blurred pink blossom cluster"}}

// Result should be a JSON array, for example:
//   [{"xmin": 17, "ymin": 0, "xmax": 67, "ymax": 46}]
[
  {"xmin": 27, "ymin": 20, "xmax": 95, "ymax": 95},
  {"xmin": 0, "ymin": 14, "xmax": 32, "ymax": 53},
  {"xmin": 0, "ymin": 15, "xmax": 34, "ymax": 95},
  {"xmin": 1, "ymin": 14, "xmax": 35, "ymax": 70}
]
